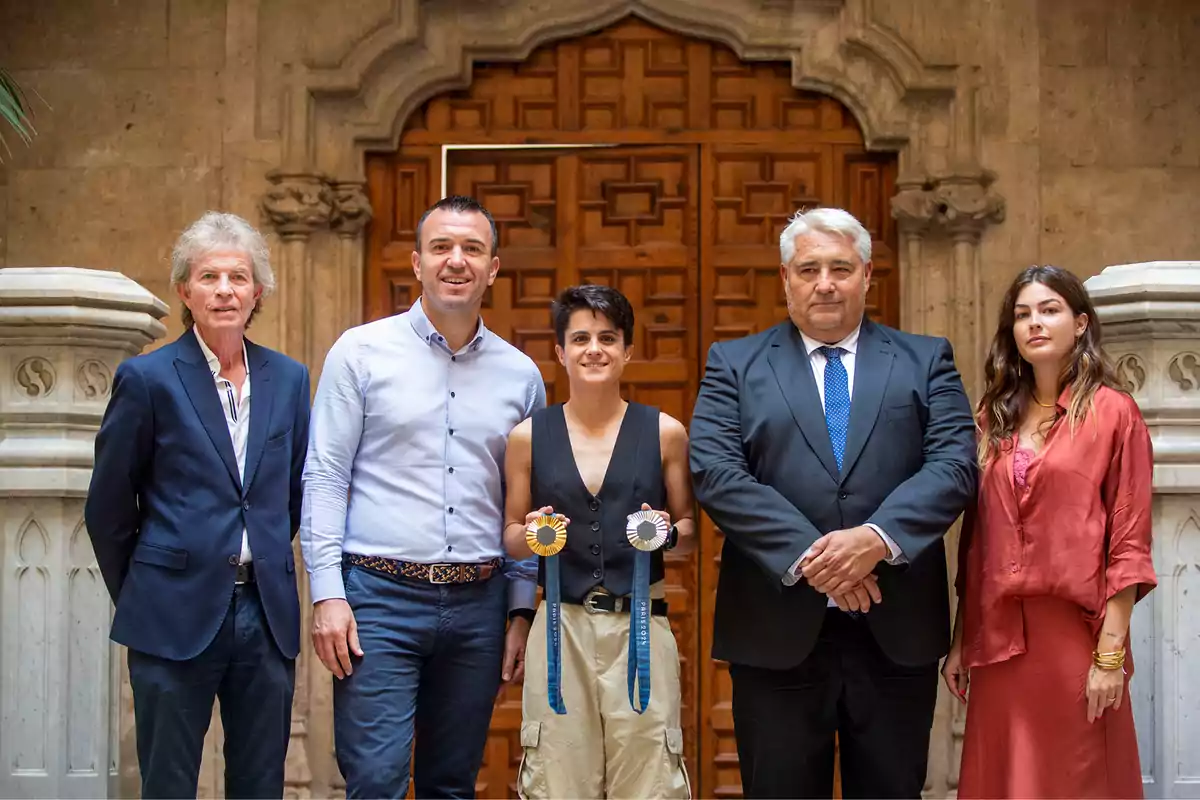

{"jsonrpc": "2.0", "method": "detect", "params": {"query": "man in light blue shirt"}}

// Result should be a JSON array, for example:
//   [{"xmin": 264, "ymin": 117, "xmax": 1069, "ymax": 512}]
[{"xmin": 300, "ymin": 195, "xmax": 545, "ymax": 798}]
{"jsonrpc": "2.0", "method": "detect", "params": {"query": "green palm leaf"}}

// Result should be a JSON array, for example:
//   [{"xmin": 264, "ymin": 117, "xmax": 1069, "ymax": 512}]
[{"xmin": 0, "ymin": 69, "xmax": 40, "ymax": 162}]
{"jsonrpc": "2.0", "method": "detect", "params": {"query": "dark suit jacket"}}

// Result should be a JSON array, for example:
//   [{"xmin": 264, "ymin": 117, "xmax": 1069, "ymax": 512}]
[
  {"xmin": 85, "ymin": 331, "xmax": 310, "ymax": 661},
  {"xmin": 689, "ymin": 318, "xmax": 977, "ymax": 669}
]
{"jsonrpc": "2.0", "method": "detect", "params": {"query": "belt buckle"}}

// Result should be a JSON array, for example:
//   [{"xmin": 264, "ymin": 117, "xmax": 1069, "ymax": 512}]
[
  {"xmin": 583, "ymin": 588, "xmax": 608, "ymax": 614},
  {"xmin": 428, "ymin": 563, "xmax": 458, "ymax": 584}
]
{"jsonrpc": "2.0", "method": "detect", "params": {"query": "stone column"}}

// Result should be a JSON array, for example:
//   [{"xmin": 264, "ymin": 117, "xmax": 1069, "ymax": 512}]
[
  {"xmin": 892, "ymin": 172, "xmax": 1004, "ymax": 800},
  {"xmin": 331, "ymin": 181, "xmax": 373, "ymax": 336},
  {"xmin": 890, "ymin": 180, "xmax": 936, "ymax": 332},
  {"xmin": 0, "ymin": 268, "xmax": 167, "ymax": 799},
  {"xmin": 1086, "ymin": 261, "xmax": 1200, "ymax": 799},
  {"xmin": 931, "ymin": 171, "xmax": 1005, "ymax": 397},
  {"xmin": 261, "ymin": 170, "xmax": 335, "ymax": 364}
]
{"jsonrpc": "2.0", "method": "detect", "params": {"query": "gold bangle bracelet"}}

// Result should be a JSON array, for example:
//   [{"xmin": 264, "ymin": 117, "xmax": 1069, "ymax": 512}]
[{"xmin": 1093, "ymin": 649, "xmax": 1126, "ymax": 670}]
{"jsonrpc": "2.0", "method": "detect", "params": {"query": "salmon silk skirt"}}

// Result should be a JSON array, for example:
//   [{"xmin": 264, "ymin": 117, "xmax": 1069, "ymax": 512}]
[{"xmin": 958, "ymin": 596, "xmax": 1144, "ymax": 799}]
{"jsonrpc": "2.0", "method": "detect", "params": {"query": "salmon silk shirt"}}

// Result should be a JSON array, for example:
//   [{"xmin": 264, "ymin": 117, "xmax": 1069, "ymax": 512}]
[{"xmin": 957, "ymin": 385, "xmax": 1157, "ymax": 668}]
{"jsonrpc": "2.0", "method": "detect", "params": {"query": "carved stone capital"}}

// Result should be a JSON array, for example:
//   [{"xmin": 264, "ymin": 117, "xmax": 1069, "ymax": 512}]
[
  {"xmin": 261, "ymin": 171, "xmax": 335, "ymax": 241},
  {"xmin": 930, "ymin": 172, "xmax": 1006, "ymax": 242},
  {"xmin": 331, "ymin": 182, "xmax": 374, "ymax": 238},
  {"xmin": 890, "ymin": 181, "xmax": 938, "ymax": 236}
]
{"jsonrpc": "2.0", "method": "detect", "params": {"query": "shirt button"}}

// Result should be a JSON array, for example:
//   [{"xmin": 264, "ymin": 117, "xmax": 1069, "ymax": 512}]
[
  {"xmin": 451, "ymin": 356, "xmax": 457, "ymax": 362},
  {"xmin": 447, "ymin": 545, "xmax": 454, "ymax": 552},
  {"xmin": 589, "ymin": 499, "xmax": 600, "ymax": 511},
  {"xmin": 448, "ymin": 507, "xmax": 455, "ymax": 514},
  {"xmin": 449, "ymin": 429, "xmax": 455, "ymax": 436},
  {"xmin": 448, "ymin": 467, "xmax": 455, "ymax": 474},
  {"xmin": 590, "ymin": 544, "xmax": 601, "ymax": 555},
  {"xmin": 591, "ymin": 521, "xmax": 600, "ymax": 531},
  {"xmin": 450, "ymin": 391, "xmax": 456, "ymax": 398},
  {"xmin": 592, "ymin": 569, "xmax": 602, "ymax": 579},
  {"xmin": 228, "ymin": 555, "xmax": 238, "ymax": 565},
  {"xmin": 838, "ymin": 492, "xmax": 848, "ymax": 500}
]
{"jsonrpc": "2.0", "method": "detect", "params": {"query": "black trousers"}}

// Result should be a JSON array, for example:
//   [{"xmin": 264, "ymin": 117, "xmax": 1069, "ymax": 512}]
[
  {"xmin": 729, "ymin": 609, "xmax": 938, "ymax": 799},
  {"xmin": 127, "ymin": 584, "xmax": 295, "ymax": 799}
]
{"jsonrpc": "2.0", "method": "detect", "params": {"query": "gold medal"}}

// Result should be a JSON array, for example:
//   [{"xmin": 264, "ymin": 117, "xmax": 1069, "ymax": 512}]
[
  {"xmin": 526, "ymin": 514, "xmax": 568, "ymax": 557},
  {"xmin": 626, "ymin": 510, "xmax": 669, "ymax": 552}
]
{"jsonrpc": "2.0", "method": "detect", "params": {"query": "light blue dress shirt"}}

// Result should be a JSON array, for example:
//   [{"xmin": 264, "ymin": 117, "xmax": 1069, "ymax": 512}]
[{"xmin": 300, "ymin": 298, "xmax": 545, "ymax": 609}]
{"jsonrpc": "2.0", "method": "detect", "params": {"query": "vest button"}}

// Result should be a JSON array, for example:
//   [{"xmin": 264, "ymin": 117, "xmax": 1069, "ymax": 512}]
[
  {"xmin": 591, "ymin": 521, "xmax": 600, "ymax": 531},
  {"xmin": 592, "ymin": 569, "xmax": 602, "ymax": 579},
  {"xmin": 589, "ymin": 499, "xmax": 599, "ymax": 511},
  {"xmin": 590, "ymin": 544, "xmax": 601, "ymax": 555},
  {"xmin": 838, "ymin": 492, "xmax": 848, "ymax": 500},
  {"xmin": 228, "ymin": 555, "xmax": 238, "ymax": 565}
]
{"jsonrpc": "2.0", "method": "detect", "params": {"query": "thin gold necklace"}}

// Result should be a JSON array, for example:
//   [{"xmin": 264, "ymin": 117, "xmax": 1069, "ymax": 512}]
[{"xmin": 1032, "ymin": 396, "xmax": 1055, "ymax": 409}]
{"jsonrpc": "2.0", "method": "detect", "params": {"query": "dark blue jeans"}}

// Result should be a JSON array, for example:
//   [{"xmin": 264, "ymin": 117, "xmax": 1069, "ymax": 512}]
[
  {"xmin": 126, "ymin": 584, "xmax": 295, "ymax": 799},
  {"xmin": 334, "ymin": 564, "xmax": 508, "ymax": 799}
]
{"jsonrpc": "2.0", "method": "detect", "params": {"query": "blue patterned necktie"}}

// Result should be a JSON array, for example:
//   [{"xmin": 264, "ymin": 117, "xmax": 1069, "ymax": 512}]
[{"xmin": 818, "ymin": 346, "xmax": 850, "ymax": 471}]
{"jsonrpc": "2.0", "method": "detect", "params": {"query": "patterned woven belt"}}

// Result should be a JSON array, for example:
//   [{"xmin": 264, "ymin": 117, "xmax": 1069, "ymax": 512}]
[{"xmin": 343, "ymin": 553, "xmax": 502, "ymax": 585}]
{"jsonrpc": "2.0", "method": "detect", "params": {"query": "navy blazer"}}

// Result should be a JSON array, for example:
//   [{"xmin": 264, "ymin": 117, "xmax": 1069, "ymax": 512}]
[
  {"xmin": 85, "ymin": 331, "xmax": 310, "ymax": 661},
  {"xmin": 690, "ymin": 318, "xmax": 978, "ymax": 669}
]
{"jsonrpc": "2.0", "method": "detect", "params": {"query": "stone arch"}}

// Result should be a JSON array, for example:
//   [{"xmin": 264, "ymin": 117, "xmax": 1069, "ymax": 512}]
[
  {"xmin": 290, "ymin": 0, "xmax": 958, "ymax": 176},
  {"xmin": 261, "ymin": 0, "xmax": 1004, "ymax": 384}
]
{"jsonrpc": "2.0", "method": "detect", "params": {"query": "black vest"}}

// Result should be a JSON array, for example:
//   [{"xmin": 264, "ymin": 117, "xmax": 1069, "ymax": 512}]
[{"xmin": 530, "ymin": 402, "xmax": 666, "ymax": 603}]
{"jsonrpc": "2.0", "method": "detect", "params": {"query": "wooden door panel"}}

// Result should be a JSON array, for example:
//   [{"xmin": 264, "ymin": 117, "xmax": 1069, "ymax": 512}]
[{"xmin": 361, "ymin": 16, "xmax": 898, "ymax": 800}]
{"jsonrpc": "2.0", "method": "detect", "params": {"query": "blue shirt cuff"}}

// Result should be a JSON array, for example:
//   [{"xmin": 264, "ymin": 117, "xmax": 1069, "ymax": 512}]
[
  {"xmin": 508, "ymin": 573, "xmax": 538, "ymax": 611},
  {"xmin": 309, "ymin": 565, "xmax": 346, "ymax": 603}
]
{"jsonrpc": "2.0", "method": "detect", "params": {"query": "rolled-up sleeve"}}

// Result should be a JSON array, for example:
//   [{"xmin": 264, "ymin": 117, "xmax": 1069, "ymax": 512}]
[
  {"xmin": 300, "ymin": 334, "xmax": 365, "ymax": 603},
  {"xmin": 1103, "ymin": 408, "xmax": 1157, "ymax": 603}
]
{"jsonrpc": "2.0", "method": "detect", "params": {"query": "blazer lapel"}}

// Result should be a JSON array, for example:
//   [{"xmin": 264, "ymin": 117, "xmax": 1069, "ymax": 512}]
[
  {"xmin": 240, "ymin": 341, "xmax": 274, "ymax": 495},
  {"xmin": 768, "ymin": 324, "xmax": 840, "ymax": 481},
  {"xmin": 174, "ymin": 332, "xmax": 242, "ymax": 492},
  {"xmin": 841, "ymin": 319, "xmax": 894, "ymax": 479}
]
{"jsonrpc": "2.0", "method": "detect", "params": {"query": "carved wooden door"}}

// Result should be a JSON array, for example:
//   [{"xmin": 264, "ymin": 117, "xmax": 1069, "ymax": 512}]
[{"xmin": 360, "ymin": 16, "xmax": 898, "ymax": 799}]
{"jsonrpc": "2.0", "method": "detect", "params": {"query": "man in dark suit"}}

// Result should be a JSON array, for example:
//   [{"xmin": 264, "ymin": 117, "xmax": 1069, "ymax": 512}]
[
  {"xmin": 85, "ymin": 212, "xmax": 310, "ymax": 799},
  {"xmin": 689, "ymin": 207, "xmax": 977, "ymax": 799}
]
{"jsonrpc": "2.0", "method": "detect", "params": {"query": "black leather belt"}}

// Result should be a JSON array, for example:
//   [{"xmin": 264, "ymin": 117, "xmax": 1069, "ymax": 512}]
[
  {"xmin": 571, "ymin": 588, "xmax": 668, "ymax": 616},
  {"xmin": 235, "ymin": 562, "xmax": 255, "ymax": 584}
]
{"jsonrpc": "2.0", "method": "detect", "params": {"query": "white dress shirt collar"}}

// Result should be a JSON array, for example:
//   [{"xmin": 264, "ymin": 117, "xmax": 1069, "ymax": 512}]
[
  {"xmin": 193, "ymin": 326, "xmax": 250, "ymax": 386},
  {"xmin": 796, "ymin": 322, "xmax": 862, "ymax": 358}
]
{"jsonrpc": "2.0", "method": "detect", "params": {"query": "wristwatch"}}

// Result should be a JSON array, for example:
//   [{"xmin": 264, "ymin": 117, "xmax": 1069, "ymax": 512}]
[{"xmin": 665, "ymin": 523, "xmax": 679, "ymax": 551}]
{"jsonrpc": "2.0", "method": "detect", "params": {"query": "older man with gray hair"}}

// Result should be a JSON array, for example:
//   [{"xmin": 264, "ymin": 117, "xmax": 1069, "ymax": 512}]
[
  {"xmin": 690, "ymin": 207, "xmax": 976, "ymax": 798},
  {"xmin": 86, "ymin": 211, "xmax": 310, "ymax": 799}
]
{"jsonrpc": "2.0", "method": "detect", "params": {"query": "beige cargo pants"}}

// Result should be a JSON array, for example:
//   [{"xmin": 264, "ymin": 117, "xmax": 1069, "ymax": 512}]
[{"xmin": 517, "ymin": 584, "xmax": 692, "ymax": 799}]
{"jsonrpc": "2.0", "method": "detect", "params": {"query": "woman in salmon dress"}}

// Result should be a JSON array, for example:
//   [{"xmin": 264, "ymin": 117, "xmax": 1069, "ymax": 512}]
[{"xmin": 944, "ymin": 265, "xmax": 1156, "ymax": 799}]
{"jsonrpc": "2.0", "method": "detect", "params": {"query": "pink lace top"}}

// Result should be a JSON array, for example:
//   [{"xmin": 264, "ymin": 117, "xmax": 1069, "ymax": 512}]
[{"xmin": 1013, "ymin": 447, "xmax": 1034, "ymax": 489}]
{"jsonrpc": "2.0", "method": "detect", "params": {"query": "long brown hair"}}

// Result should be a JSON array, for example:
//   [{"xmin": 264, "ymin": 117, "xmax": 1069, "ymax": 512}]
[{"xmin": 977, "ymin": 265, "xmax": 1122, "ymax": 467}]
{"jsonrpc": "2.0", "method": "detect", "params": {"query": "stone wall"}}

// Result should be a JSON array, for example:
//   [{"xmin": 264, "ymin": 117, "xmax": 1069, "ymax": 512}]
[{"xmin": 1, "ymin": 0, "xmax": 1197, "ymax": 796}]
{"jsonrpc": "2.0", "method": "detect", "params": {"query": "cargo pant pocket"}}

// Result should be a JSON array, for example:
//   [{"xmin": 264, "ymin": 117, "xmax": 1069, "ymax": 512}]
[
  {"xmin": 516, "ymin": 721, "xmax": 546, "ymax": 799},
  {"xmin": 662, "ymin": 727, "xmax": 693, "ymax": 799}
]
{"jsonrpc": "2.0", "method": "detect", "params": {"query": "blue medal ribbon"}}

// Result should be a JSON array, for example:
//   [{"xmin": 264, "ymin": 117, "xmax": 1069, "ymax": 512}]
[
  {"xmin": 527, "ymin": 514, "xmax": 568, "ymax": 715},
  {"xmin": 624, "ymin": 509, "xmax": 667, "ymax": 714},
  {"xmin": 545, "ymin": 554, "xmax": 567, "ymax": 715},
  {"xmin": 627, "ymin": 548, "xmax": 652, "ymax": 714}
]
